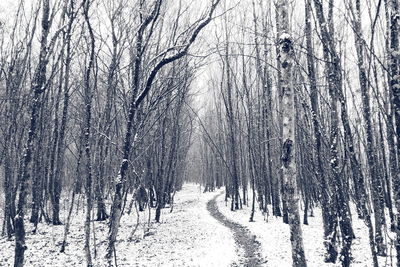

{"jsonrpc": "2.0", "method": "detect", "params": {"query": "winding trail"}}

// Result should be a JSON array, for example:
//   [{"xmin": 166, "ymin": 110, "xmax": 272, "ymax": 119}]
[{"xmin": 207, "ymin": 193, "xmax": 266, "ymax": 267}]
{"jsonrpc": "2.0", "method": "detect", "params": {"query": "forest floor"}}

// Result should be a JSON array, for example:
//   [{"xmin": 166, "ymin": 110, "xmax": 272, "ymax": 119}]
[
  {"xmin": 214, "ymin": 190, "xmax": 397, "ymax": 267},
  {"xmin": 0, "ymin": 184, "xmax": 236, "ymax": 266},
  {"xmin": 0, "ymin": 184, "xmax": 397, "ymax": 266}
]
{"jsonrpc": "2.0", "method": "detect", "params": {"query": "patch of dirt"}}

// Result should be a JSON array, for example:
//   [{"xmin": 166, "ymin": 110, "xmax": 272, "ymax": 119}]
[{"xmin": 207, "ymin": 193, "xmax": 266, "ymax": 267}]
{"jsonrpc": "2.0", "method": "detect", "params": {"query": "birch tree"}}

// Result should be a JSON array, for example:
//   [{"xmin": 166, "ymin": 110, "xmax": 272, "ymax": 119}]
[{"xmin": 276, "ymin": 0, "xmax": 307, "ymax": 266}]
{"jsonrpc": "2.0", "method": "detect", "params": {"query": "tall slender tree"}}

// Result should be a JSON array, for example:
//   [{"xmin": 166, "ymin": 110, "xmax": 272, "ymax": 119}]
[
  {"xmin": 14, "ymin": 1, "xmax": 51, "ymax": 266},
  {"xmin": 276, "ymin": 0, "xmax": 307, "ymax": 265}
]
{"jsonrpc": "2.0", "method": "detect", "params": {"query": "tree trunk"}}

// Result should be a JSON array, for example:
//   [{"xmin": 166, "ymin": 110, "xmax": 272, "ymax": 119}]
[
  {"xmin": 304, "ymin": 2, "xmax": 337, "ymax": 260},
  {"xmin": 276, "ymin": 1, "xmax": 307, "ymax": 266},
  {"xmin": 385, "ymin": 0, "xmax": 400, "ymax": 263},
  {"xmin": 347, "ymin": 1, "xmax": 380, "ymax": 264},
  {"xmin": 350, "ymin": 0, "xmax": 386, "ymax": 256},
  {"xmin": 82, "ymin": 0, "xmax": 95, "ymax": 265},
  {"xmin": 313, "ymin": 1, "xmax": 355, "ymax": 264},
  {"xmin": 222, "ymin": 7, "xmax": 240, "ymax": 210},
  {"xmin": 14, "ymin": 1, "xmax": 51, "ymax": 266}
]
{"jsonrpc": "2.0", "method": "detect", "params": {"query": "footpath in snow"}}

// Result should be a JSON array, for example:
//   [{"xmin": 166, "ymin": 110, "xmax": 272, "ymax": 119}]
[
  {"xmin": 214, "ymin": 190, "xmax": 397, "ymax": 267},
  {"xmin": 0, "ymin": 184, "xmax": 236, "ymax": 267},
  {"xmin": 207, "ymin": 192, "xmax": 266, "ymax": 266},
  {"xmin": 0, "ymin": 184, "xmax": 397, "ymax": 266}
]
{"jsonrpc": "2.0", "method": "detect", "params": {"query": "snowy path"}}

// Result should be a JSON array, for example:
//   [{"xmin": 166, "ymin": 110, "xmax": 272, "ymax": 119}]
[
  {"xmin": 207, "ymin": 193, "xmax": 266, "ymax": 267},
  {"xmin": 0, "ymin": 184, "xmax": 237, "ymax": 267},
  {"xmin": 2, "ymin": 185, "xmax": 392, "ymax": 266}
]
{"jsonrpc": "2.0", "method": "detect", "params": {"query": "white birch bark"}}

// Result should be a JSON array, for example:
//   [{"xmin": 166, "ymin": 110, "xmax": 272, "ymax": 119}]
[{"xmin": 276, "ymin": 1, "xmax": 307, "ymax": 266}]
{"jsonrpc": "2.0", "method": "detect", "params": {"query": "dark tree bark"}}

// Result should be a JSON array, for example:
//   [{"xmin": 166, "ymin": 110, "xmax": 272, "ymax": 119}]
[
  {"xmin": 313, "ymin": 0, "xmax": 355, "ymax": 264},
  {"xmin": 82, "ymin": 0, "xmax": 95, "ymax": 265},
  {"xmin": 221, "ymin": 17, "xmax": 241, "ymax": 211},
  {"xmin": 304, "ymin": 1, "xmax": 335, "ymax": 256},
  {"xmin": 14, "ymin": 1, "xmax": 51, "ymax": 266},
  {"xmin": 384, "ymin": 0, "xmax": 400, "ymax": 263},
  {"xmin": 348, "ymin": 0, "xmax": 383, "ymax": 262}
]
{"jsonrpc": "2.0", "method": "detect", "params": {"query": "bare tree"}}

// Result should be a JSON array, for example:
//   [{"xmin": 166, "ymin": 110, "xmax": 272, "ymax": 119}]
[
  {"xmin": 82, "ymin": 0, "xmax": 96, "ymax": 265},
  {"xmin": 14, "ymin": 1, "xmax": 52, "ymax": 266},
  {"xmin": 276, "ymin": 0, "xmax": 307, "ymax": 265},
  {"xmin": 106, "ymin": 0, "xmax": 221, "ymax": 263}
]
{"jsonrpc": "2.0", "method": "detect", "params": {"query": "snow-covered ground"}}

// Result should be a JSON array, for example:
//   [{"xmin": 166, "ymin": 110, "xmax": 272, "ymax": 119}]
[
  {"xmin": 0, "ymin": 184, "xmax": 397, "ymax": 266},
  {"xmin": 215, "ymin": 189, "xmax": 397, "ymax": 267},
  {"xmin": 0, "ymin": 184, "xmax": 236, "ymax": 266}
]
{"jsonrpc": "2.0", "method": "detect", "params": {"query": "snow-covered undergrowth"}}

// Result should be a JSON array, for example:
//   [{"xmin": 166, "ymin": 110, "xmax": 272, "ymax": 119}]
[
  {"xmin": 0, "ymin": 184, "xmax": 236, "ymax": 266},
  {"xmin": 216, "ymin": 191, "xmax": 397, "ymax": 266}
]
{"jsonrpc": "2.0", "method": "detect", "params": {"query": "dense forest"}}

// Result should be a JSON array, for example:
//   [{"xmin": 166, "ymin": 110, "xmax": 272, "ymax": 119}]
[{"xmin": 0, "ymin": 0, "xmax": 399, "ymax": 266}]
